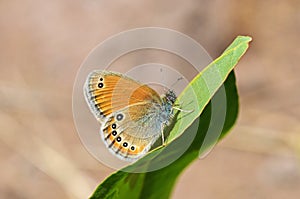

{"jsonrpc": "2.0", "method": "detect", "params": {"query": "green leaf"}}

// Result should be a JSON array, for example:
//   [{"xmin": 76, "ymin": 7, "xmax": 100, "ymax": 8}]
[
  {"xmin": 90, "ymin": 36, "xmax": 252, "ymax": 199},
  {"xmin": 167, "ymin": 35, "xmax": 252, "ymax": 142}
]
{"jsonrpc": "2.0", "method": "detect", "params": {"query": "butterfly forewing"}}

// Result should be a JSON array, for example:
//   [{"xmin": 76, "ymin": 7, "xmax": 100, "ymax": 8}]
[{"xmin": 84, "ymin": 71, "xmax": 162, "ymax": 120}]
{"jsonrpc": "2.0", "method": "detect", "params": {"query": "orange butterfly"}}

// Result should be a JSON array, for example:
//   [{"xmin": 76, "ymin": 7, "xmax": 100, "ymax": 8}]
[{"xmin": 84, "ymin": 70, "xmax": 177, "ymax": 161}]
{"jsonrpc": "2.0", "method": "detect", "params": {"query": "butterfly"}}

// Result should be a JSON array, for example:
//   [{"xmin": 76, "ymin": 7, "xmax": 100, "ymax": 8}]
[{"xmin": 84, "ymin": 70, "xmax": 179, "ymax": 161}]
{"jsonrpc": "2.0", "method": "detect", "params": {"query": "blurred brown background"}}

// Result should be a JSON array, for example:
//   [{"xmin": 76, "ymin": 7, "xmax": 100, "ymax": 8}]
[{"xmin": 0, "ymin": 0, "xmax": 299, "ymax": 199}]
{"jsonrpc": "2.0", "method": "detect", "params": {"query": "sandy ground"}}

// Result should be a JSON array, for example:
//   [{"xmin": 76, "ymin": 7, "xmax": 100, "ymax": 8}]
[{"xmin": 0, "ymin": 0, "xmax": 299, "ymax": 198}]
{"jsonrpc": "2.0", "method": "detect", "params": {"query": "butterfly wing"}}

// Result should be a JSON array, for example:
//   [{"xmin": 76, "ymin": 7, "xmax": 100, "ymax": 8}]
[
  {"xmin": 84, "ymin": 70, "xmax": 163, "ymax": 160},
  {"xmin": 101, "ymin": 104, "xmax": 163, "ymax": 160},
  {"xmin": 84, "ymin": 70, "xmax": 162, "ymax": 121}
]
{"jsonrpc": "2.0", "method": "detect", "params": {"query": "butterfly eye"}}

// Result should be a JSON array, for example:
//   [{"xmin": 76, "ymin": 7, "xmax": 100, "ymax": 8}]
[
  {"xmin": 116, "ymin": 137, "xmax": 122, "ymax": 142},
  {"xmin": 116, "ymin": 113, "xmax": 124, "ymax": 121},
  {"xmin": 122, "ymin": 142, "xmax": 128, "ymax": 147},
  {"xmin": 130, "ymin": 146, "xmax": 135, "ymax": 151},
  {"xmin": 98, "ymin": 82, "xmax": 104, "ymax": 88}
]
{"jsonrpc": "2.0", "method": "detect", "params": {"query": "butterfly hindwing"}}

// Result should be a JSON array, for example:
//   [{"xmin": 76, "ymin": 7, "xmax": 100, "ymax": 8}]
[{"xmin": 100, "ymin": 104, "xmax": 163, "ymax": 160}]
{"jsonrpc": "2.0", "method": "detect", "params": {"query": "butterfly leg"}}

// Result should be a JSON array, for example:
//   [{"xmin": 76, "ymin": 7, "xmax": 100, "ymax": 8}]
[
  {"xmin": 161, "ymin": 130, "xmax": 166, "ymax": 146},
  {"xmin": 173, "ymin": 106, "xmax": 194, "ymax": 113}
]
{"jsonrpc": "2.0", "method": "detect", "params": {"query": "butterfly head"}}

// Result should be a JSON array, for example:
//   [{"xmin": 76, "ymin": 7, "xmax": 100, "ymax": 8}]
[{"xmin": 164, "ymin": 89, "xmax": 177, "ymax": 105}]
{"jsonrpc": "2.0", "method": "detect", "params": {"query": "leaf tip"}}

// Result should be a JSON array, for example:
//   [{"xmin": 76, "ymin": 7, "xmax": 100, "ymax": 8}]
[{"xmin": 237, "ymin": 35, "xmax": 253, "ymax": 43}]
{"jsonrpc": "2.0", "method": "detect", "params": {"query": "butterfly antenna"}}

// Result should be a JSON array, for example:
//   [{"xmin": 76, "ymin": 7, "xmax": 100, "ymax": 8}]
[
  {"xmin": 160, "ymin": 68, "xmax": 168, "ymax": 93},
  {"xmin": 170, "ymin": 77, "xmax": 184, "ymax": 90}
]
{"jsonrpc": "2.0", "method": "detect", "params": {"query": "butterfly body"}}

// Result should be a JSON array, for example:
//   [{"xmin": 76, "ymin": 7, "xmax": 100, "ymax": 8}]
[{"xmin": 84, "ymin": 70, "xmax": 176, "ymax": 161}]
